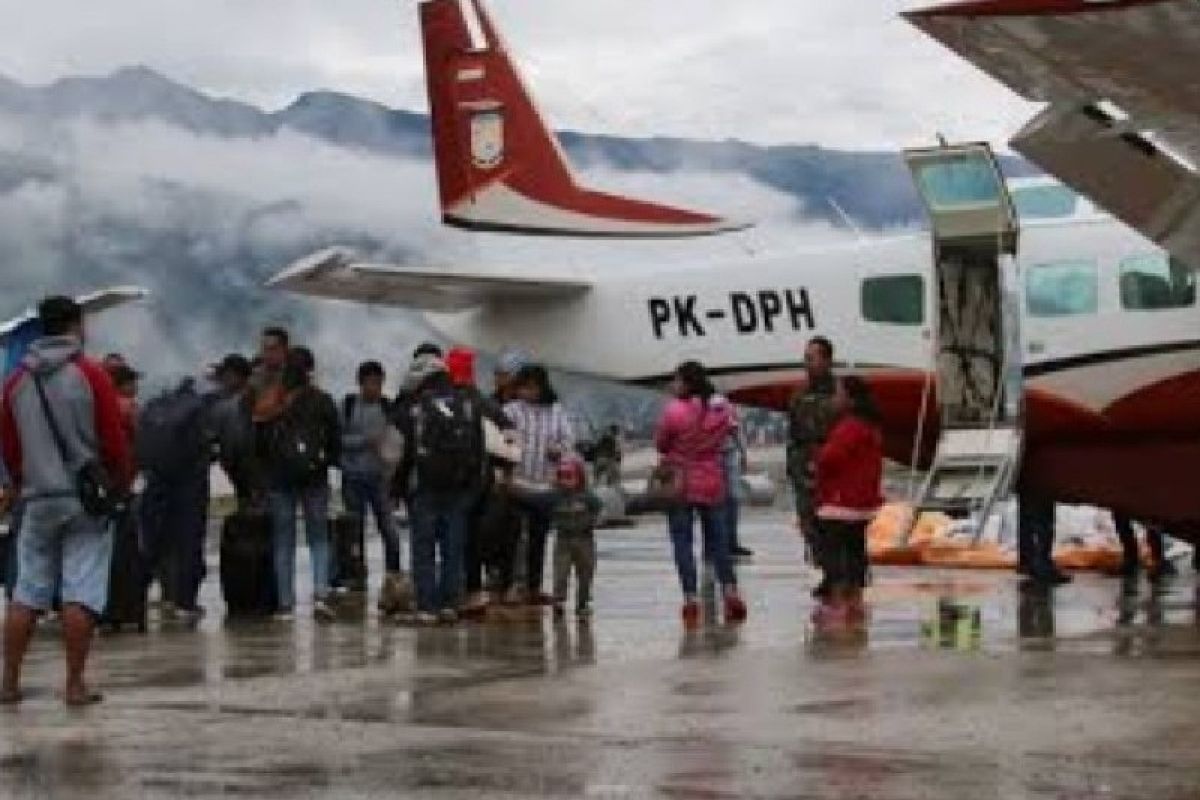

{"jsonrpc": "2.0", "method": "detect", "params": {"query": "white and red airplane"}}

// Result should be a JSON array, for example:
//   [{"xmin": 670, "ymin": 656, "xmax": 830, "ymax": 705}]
[{"xmin": 271, "ymin": 0, "xmax": 1200, "ymax": 539}]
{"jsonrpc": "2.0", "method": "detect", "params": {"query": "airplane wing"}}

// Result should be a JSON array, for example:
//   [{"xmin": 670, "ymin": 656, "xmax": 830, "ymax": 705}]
[
  {"xmin": 0, "ymin": 286, "xmax": 149, "ymax": 344},
  {"xmin": 904, "ymin": 0, "xmax": 1200, "ymax": 265},
  {"xmin": 267, "ymin": 248, "xmax": 592, "ymax": 313}
]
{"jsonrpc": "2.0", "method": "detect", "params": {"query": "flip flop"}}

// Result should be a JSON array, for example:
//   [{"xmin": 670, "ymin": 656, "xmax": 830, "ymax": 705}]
[{"xmin": 64, "ymin": 690, "xmax": 103, "ymax": 708}]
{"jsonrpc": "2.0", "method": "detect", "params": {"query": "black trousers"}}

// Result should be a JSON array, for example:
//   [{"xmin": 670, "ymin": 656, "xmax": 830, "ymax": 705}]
[
  {"xmin": 819, "ymin": 519, "xmax": 868, "ymax": 591},
  {"xmin": 516, "ymin": 498, "xmax": 553, "ymax": 595},
  {"xmin": 1018, "ymin": 493, "xmax": 1058, "ymax": 579},
  {"xmin": 475, "ymin": 487, "xmax": 522, "ymax": 595},
  {"xmin": 1113, "ymin": 513, "xmax": 1167, "ymax": 568},
  {"xmin": 141, "ymin": 473, "xmax": 209, "ymax": 610}
]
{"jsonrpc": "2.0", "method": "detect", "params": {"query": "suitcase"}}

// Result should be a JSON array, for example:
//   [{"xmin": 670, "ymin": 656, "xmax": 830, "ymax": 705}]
[
  {"xmin": 220, "ymin": 512, "xmax": 278, "ymax": 617},
  {"xmin": 331, "ymin": 513, "xmax": 368, "ymax": 593},
  {"xmin": 102, "ymin": 510, "xmax": 149, "ymax": 633}
]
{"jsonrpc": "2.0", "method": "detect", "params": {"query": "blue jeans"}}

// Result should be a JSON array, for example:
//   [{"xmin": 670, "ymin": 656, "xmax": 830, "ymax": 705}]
[
  {"xmin": 14, "ymin": 498, "xmax": 113, "ymax": 616},
  {"xmin": 668, "ymin": 504, "xmax": 735, "ymax": 598},
  {"xmin": 269, "ymin": 485, "xmax": 332, "ymax": 610},
  {"xmin": 411, "ymin": 493, "xmax": 471, "ymax": 613},
  {"xmin": 342, "ymin": 472, "xmax": 402, "ymax": 574}
]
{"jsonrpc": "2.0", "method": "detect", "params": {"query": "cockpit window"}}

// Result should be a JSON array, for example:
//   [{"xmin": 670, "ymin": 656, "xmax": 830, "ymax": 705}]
[
  {"xmin": 861, "ymin": 275, "xmax": 924, "ymax": 325},
  {"xmin": 1011, "ymin": 184, "xmax": 1078, "ymax": 220},
  {"xmin": 1026, "ymin": 260, "xmax": 1099, "ymax": 317},
  {"xmin": 1120, "ymin": 253, "xmax": 1197, "ymax": 311}
]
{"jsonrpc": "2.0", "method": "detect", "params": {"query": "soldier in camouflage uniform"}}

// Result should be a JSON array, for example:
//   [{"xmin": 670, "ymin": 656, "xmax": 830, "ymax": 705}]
[{"xmin": 786, "ymin": 337, "xmax": 838, "ymax": 597}]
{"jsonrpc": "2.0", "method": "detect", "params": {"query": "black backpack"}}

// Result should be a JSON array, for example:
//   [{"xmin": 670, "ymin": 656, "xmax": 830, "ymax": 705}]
[
  {"xmin": 270, "ymin": 391, "xmax": 330, "ymax": 487},
  {"xmin": 413, "ymin": 388, "xmax": 481, "ymax": 492},
  {"xmin": 136, "ymin": 384, "xmax": 207, "ymax": 481}
]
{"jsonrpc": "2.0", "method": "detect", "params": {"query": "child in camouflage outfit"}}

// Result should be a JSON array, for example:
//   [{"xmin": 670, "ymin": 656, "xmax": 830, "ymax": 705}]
[{"xmin": 551, "ymin": 458, "xmax": 601, "ymax": 619}]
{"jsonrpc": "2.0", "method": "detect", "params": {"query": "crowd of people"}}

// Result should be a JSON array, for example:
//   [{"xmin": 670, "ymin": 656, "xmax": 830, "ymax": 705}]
[
  {"xmin": 6, "ymin": 295, "xmax": 1177, "ymax": 707},
  {"xmin": 2, "ymin": 297, "xmax": 886, "ymax": 705}
]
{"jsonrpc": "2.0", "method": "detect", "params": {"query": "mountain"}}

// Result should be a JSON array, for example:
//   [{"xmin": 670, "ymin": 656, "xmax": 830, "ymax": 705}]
[{"xmin": 0, "ymin": 66, "xmax": 1037, "ymax": 229}]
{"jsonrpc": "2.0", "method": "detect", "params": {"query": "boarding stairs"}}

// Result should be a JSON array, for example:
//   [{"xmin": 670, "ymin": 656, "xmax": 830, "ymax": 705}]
[{"xmin": 902, "ymin": 143, "xmax": 1025, "ymax": 540}]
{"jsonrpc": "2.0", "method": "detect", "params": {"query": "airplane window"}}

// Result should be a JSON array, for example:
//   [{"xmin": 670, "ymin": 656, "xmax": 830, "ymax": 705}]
[
  {"xmin": 1119, "ymin": 253, "xmax": 1197, "ymax": 311},
  {"xmin": 1026, "ymin": 260, "xmax": 1099, "ymax": 317},
  {"xmin": 914, "ymin": 158, "xmax": 1002, "ymax": 211},
  {"xmin": 862, "ymin": 275, "xmax": 924, "ymax": 325},
  {"xmin": 1011, "ymin": 185, "xmax": 1078, "ymax": 220}
]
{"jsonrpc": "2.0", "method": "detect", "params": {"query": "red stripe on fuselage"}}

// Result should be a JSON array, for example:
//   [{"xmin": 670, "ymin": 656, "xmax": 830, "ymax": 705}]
[{"xmin": 729, "ymin": 368, "xmax": 1200, "ymax": 536}]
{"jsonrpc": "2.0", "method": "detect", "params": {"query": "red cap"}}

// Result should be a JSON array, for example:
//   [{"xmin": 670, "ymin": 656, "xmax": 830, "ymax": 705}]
[
  {"xmin": 555, "ymin": 458, "xmax": 587, "ymax": 489},
  {"xmin": 446, "ymin": 346, "xmax": 476, "ymax": 387}
]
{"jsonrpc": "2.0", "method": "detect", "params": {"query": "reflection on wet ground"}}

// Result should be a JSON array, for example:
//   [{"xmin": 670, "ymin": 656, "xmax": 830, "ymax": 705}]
[{"xmin": 3, "ymin": 511, "xmax": 1200, "ymax": 799}]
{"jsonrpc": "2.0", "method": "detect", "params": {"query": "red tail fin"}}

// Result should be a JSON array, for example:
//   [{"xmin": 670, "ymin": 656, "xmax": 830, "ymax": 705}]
[{"xmin": 419, "ymin": 0, "xmax": 749, "ymax": 238}]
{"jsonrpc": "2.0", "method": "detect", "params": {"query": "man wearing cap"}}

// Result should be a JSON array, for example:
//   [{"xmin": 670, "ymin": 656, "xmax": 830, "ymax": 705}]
[
  {"xmin": 480, "ymin": 349, "xmax": 529, "ymax": 610},
  {"xmin": 494, "ymin": 349, "xmax": 529, "ymax": 408},
  {"xmin": 446, "ymin": 347, "xmax": 513, "ymax": 617},
  {"xmin": 209, "ymin": 354, "xmax": 259, "ymax": 508}
]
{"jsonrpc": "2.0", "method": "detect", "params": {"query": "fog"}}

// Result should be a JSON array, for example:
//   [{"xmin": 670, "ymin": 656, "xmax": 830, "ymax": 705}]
[{"xmin": 0, "ymin": 108, "xmax": 859, "ymax": 399}]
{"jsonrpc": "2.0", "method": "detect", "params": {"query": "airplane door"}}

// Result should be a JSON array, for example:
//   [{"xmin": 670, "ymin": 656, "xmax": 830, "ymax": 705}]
[{"xmin": 903, "ymin": 143, "xmax": 1024, "ymax": 531}]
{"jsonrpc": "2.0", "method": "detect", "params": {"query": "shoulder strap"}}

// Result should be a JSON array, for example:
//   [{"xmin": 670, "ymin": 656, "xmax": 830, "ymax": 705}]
[
  {"xmin": 343, "ymin": 394, "xmax": 357, "ymax": 423},
  {"xmin": 31, "ymin": 374, "xmax": 73, "ymax": 468}
]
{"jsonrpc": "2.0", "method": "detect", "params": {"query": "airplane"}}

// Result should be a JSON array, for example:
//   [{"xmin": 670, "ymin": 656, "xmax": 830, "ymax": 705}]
[
  {"xmin": 0, "ymin": 287, "xmax": 150, "ymax": 376},
  {"xmin": 270, "ymin": 0, "xmax": 1200, "ymax": 541}
]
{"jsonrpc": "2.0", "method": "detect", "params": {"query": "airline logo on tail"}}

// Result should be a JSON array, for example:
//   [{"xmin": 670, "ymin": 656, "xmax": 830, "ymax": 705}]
[{"xmin": 419, "ymin": 0, "xmax": 750, "ymax": 238}]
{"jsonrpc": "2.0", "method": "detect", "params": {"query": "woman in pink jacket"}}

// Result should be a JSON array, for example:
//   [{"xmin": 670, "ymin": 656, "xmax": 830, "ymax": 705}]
[{"xmin": 655, "ymin": 361, "xmax": 748, "ymax": 627}]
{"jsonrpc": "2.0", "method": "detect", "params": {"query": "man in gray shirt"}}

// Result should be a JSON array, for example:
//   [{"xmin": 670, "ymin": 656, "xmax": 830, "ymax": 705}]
[{"xmin": 341, "ymin": 361, "xmax": 408, "ymax": 616}]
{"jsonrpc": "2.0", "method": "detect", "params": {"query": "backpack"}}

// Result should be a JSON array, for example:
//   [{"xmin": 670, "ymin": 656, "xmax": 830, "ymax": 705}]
[
  {"xmin": 136, "ymin": 385, "xmax": 207, "ymax": 481},
  {"xmin": 270, "ymin": 391, "xmax": 331, "ymax": 487},
  {"xmin": 413, "ymin": 388, "xmax": 481, "ymax": 492}
]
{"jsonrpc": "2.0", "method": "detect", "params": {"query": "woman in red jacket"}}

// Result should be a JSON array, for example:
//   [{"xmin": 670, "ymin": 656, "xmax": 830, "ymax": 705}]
[{"xmin": 815, "ymin": 376, "xmax": 884, "ymax": 621}]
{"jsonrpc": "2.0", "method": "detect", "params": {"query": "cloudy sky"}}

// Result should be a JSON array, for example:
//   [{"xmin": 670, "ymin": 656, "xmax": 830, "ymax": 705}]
[{"xmin": 0, "ymin": 0, "xmax": 1036, "ymax": 150}]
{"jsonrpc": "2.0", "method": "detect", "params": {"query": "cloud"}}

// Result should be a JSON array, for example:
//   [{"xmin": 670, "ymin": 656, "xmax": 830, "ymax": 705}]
[{"xmin": 0, "ymin": 0, "xmax": 1036, "ymax": 149}]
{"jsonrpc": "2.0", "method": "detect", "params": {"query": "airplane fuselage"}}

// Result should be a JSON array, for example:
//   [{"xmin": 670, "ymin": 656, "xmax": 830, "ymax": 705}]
[{"xmin": 430, "ymin": 214, "xmax": 1200, "ymax": 533}]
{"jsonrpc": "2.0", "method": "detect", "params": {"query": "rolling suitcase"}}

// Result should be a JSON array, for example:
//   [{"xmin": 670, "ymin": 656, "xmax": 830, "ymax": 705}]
[
  {"xmin": 220, "ymin": 512, "xmax": 278, "ymax": 617},
  {"xmin": 102, "ymin": 510, "xmax": 149, "ymax": 633},
  {"xmin": 331, "ymin": 513, "xmax": 368, "ymax": 593}
]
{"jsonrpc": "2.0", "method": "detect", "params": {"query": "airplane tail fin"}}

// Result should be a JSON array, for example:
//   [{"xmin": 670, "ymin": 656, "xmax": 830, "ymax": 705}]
[{"xmin": 419, "ymin": 0, "xmax": 749, "ymax": 238}]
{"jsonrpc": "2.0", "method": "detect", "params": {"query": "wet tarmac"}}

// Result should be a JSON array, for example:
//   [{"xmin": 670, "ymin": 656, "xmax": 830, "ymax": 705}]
[{"xmin": 3, "ymin": 511, "xmax": 1200, "ymax": 799}]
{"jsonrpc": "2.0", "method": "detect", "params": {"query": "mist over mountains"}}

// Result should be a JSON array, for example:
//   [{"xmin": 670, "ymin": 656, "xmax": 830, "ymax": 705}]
[{"xmin": 0, "ymin": 66, "xmax": 1032, "ymax": 403}]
